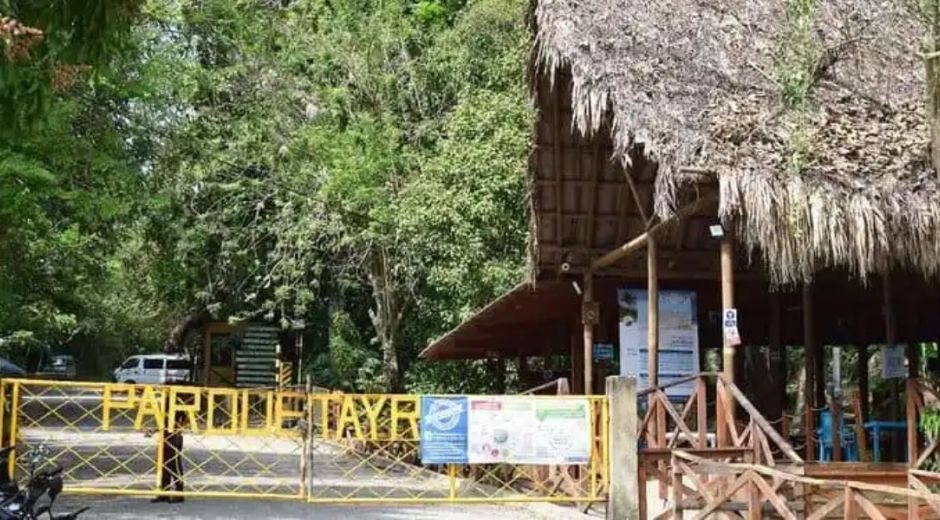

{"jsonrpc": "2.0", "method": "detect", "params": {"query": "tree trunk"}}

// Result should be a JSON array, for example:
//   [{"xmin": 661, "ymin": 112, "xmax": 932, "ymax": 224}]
[
  {"xmin": 368, "ymin": 247, "xmax": 403, "ymax": 392},
  {"xmin": 163, "ymin": 309, "xmax": 207, "ymax": 353}
]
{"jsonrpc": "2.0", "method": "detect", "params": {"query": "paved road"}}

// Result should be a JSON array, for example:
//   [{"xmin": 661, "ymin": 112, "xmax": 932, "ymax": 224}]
[{"xmin": 53, "ymin": 495, "xmax": 584, "ymax": 519}]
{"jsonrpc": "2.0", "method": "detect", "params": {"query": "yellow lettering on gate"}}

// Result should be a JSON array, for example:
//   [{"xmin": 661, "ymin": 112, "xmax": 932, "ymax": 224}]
[
  {"xmin": 134, "ymin": 386, "xmax": 164, "ymax": 430},
  {"xmin": 241, "ymin": 391, "xmax": 274, "ymax": 435},
  {"xmin": 274, "ymin": 393, "xmax": 304, "ymax": 434},
  {"xmin": 317, "ymin": 395, "xmax": 331, "ymax": 439},
  {"xmin": 168, "ymin": 387, "xmax": 201, "ymax": 432},
  {"xmin": 206, "ymin": 388, "xmax": 238, "ymax": 434},
  {"xmin": 390, "ymin": 397, "xmax": 418, "ymax": 441},
  {"xmin": 361, "ymin": 396, "xmax": 386, "ymax": 440},
  {"xmin": 335, "ymin": 396, "xmax": 364, "ymax": 440},
  {"xmin": 102, "ymin": 384, "xmax": 136, "ymax": 431}
]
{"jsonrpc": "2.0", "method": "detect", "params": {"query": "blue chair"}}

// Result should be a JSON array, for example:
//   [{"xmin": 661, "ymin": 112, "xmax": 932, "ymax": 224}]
[{"xmin": 818, "ymin": 411, "xmax": 859, "ymax": 462}]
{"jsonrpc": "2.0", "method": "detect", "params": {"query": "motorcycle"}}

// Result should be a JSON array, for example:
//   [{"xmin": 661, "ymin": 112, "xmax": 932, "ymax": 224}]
[{"xmin": 0, "ymin": 445, "xmax": 88, "ymax": 519}]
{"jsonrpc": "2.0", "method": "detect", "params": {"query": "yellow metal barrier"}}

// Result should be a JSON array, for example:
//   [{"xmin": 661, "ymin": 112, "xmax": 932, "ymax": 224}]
[
  {"xmin": 307, "ymin": 393, "xmax": 608, "ymax": 504},
  {"xmin": 0, "ymin": 379, "xmax": 608, "ymax": 505},
  {"xmin": 1, "ymin": 379, "xmax": 305, "ymax": 500}
]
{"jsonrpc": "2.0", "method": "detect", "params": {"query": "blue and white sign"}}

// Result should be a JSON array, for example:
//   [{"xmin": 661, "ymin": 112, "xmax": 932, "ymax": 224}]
[
  {"xmin": 420, "ymin": 396, "xmax": 468, "ymax": 464},
  {"xmin": 618, "ymin": 289, "xmax": 700, "ymax": 398}
]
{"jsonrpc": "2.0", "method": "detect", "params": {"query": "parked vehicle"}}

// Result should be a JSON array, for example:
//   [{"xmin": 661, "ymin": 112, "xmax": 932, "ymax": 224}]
[
  {"xmin": 113, "ymin": 355, "xmax": 190, "ymax": 385},
  {"xmin": 0, "ymin": 444, "xmax": 88, "ymax": 519},
  {"xmin": 35, "ymin": 356, "xmax": 75, "ymax": 381},
  {"xmin": 0, "ymin": 359, "xmax": 26, "ymax": 379}
]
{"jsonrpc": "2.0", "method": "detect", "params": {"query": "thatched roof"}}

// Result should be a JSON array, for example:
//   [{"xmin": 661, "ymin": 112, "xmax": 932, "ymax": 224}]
[{"xmin": 535, "ymin": 0, "xmax": 940, "ymax": 284}]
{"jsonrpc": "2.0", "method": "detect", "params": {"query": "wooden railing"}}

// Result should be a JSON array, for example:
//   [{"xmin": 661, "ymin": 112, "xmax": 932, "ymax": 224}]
[
  {"xmin": 671, "ymin": 450, "xmax": 940, "ymax": 519},
  {"xmin": 636, "ymin": 372, "xmax": 803, "ymax": 518},
  {"xmin": 520, "ymin": 377, "xmax": 570, "ymax": 396},
  {"xmin": 637, "ymin": 372, "xmax": 800, "ymax": 462},
  {"xmin": 634, "ymin": 376, "xmax": 940, "ymax": 519}
]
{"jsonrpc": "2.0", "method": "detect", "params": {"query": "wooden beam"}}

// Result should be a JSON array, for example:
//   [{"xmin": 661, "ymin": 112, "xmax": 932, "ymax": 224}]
[
  {"xmin": 551, "ymin": 91, "xmax": 564, "ymax": 261},
  {"xmin": 585, "ymin": 139, "xmax": 599, "ymax": 250},
  {"xmin": 571, "ymin": 327, "xmax": 584, "ymax": 394},
  {"xmin": 803, "ymin": 283, "xmax": 817, "ymax": 462},
  {"xmin": 591, "ymin": 195, "xmax": 716, "ymax": 271},
  {"xmin": 624, "ymin": 161, "xmax": 650, "ymax": 227},
  {"xmin": 582, "ymin": 272, "xmax": 594, "ymax": 395}
]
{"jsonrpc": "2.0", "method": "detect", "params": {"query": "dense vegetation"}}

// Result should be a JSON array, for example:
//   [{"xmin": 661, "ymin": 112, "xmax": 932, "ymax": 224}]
[{"xmin": 0, "ymin": 0, "xmax": 532, "ymax": 391}]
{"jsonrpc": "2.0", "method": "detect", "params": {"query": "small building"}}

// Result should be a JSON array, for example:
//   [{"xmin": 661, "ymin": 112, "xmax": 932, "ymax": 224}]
[
  {"xmin": 422, "ymin": 0, "xmax": 940, "ymax": 465},
  {"xmin": 197, "ymin": 321, "xmax": 302, "ymax": 388}
]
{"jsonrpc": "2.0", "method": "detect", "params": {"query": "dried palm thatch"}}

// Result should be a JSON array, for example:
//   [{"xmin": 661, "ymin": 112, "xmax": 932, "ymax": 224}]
[{"xmin": 534, "ymin": 0, "xmax": 940, "ymax": 285}]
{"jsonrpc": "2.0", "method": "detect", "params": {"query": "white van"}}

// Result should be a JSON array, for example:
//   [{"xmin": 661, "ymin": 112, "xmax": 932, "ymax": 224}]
[{"xmin": 113, "ymin": 355, "xmax": 191, "ymax": 384}]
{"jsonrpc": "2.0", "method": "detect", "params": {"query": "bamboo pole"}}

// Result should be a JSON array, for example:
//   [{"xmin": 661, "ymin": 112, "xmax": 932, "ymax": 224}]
[
  {"xmin": 648, "ymin": 238, "xmax": 664, "ymax": 450},
  {"xmin": 718, "ymin": 233, "xmax": 736, "ymax": 447},
  {"xmin": 583, "ymin": 272, "xmax": 594, "ymax": 395},
  {"xmin": 720, "ymin": 235, "xmax": 735, "ymax": 381},
  {"xmin": 591, "ymin": 195, "xmax": 716, "ymax": 271},
  {"xmin": 803, "ymin": 283, "xmax": 817, "ymax": 461},
  {"xmin": 648, "ymin": 238, "xmax": 659, "ymax": 389}
]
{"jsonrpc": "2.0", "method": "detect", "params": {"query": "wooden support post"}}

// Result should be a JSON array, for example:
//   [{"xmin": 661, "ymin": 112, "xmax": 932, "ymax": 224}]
[
  {"xmin": 720, "ymin": 233, "xmax": 735, "ymax": 447},
  {"xmin": 909, "ymin": 342, "xmax": 921, "ymax": 379},
  {"xmin": 720, "ymin": 235, "xmax": 735, "ymax": 381},
  {"xmin": 803, "ymin": 283, "xmax": 817, "ymax": 462},
  {"xmin": 908, "ymin": 380, "xmax": 920, "ymax": 520},
  {"xmin": 571, "ymin": 331, "xmax": 584, "ymax": 395},
  {"xmin": 647, "ymin": 238, "xmax": 659, "ymax": 389},
  {"xmin": 583, "ymin": 273, "xmax": 595, "ymax": 395},
  {"xmin": 858, "ymin": 344, "xmax": 869, "ymax": 424},
  {"xmin": 832, "ymin": 394, "xmax": 843, "ymax": 462},
  {"xmin": 769, "ymin": 291, "xmax": 784, "ymax": 431},
  {"xmin": 606, "ymin": 376, "xmax": 639, "ymax": 520},
  {"xmin": 494, "ymin": 357, "xmax": 506, "ymax": 394},
  {"xmin": 883, "ymin": 273, "xmax": 903, "ymax": 461},
  {"xmin": 647, "ymin": 238, "xmax": 664, "ymax": 451}
]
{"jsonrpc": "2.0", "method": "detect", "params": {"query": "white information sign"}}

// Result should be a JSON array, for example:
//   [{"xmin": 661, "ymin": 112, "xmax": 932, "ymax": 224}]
[
  {"xmin": 881, "ymin": 344, "xmax": 906, "ymax": 379},
  {"xmin": 466, "ymin": 397, "xmax": 591, "ymax": 465},
  {"xmin": 618, "ymin": 289, "xmax": 700, "ymax": 397},
  {"xmin": 723, "ymin": 308, "xmax": 741, "ymax": 346}
]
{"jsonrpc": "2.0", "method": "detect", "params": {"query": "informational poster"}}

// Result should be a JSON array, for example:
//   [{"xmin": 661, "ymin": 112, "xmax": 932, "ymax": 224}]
[
  {"xmin": 420, "ymin": 396, "xmax": 469, "ymax": 464},
  {"xmin": 466, "ymin": 397, "xmax": 592, "ymax": 465},
  {"xmin": 882, "ymin": 345, "xmax": 906, "ymax": 379},
  {"xmin": 618, "ymin": 289, "xmax": 700, "ymax": 398}
]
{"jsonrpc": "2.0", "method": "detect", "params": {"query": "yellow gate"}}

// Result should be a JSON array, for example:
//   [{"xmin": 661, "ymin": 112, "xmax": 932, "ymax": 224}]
[{"xmin": 0, "ymin": 379, "xmax": 607, "ymax": 505}]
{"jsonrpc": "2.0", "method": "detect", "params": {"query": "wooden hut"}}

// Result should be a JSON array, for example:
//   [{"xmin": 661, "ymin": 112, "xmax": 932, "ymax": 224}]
[{"xmin": 422, "ymin": 0, "xmax": 940, "ymax": 465}]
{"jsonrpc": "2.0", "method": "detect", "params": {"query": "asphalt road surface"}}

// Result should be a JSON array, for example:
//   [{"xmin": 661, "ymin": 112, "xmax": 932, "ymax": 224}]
[{"xmin": 53, "ymin": 495, "xmax": 590, "ymax": 519}]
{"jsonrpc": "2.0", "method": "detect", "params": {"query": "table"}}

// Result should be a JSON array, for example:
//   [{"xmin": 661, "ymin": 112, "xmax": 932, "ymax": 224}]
[{"xmin": 863, "ymin": 421, "xmax": 907, "ymax": 462}]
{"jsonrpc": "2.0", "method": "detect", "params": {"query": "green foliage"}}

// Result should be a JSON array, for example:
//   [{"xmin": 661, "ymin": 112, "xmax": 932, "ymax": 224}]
[
  {"xmin": 0, "ymin": 0, "xmax": 140, "ymax": 136},
  {"xmin": 1, "ymin": 0, "xmax": 532, "ymax": 391},
  {"xmin": 775, "ymin": 0, "xmax": 820, "ymax": 177}
]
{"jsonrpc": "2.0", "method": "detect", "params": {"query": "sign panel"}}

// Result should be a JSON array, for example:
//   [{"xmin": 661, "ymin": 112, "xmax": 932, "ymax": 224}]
[
  {"xmin": 593, "ymin": 343, "xmax": 614, "ymax": 362},
  {"xmin": 420, "ymin": 396, "xmax": 468, "ymax": 464},
  {"xmin": 618, "ymin": 289, "xmax": 700, "ymax": 397},
  {"xmin": 723, "ymin": 308, "xmax": 741, "ymax": 346},
  {"xmin": 466, "ymin": 397, "xmax": 591, "ymax": 465},
  {"xmin": 881, "ymin": 345, "xmax": 906, "ymax": 379}
]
